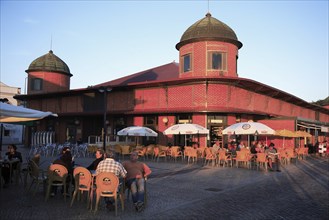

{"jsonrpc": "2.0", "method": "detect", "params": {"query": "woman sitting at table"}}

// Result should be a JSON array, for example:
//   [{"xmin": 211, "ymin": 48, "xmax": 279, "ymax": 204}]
[
  {"xmin": 86, "ymin": 148, "xmax": 104, "ymax": 171},
  {"xmin": 1, "ymin": 144, "xmax": 23, "ymax": 187}
]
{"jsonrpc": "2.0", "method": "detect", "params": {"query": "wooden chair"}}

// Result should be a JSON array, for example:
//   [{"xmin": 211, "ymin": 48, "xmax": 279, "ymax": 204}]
[
  {"xmin": 70, "ymin": 167, "xmax": 93, "ymax": 209},
  {"xmin": 45, "ymin": 164, "xmax": 69, "ymax": 202},
  {"xmin": 94, "ymin": 172, "xmax": 124, "ymax": 216}
]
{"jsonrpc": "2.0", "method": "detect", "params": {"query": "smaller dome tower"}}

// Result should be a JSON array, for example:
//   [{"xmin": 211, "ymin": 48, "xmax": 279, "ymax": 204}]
[
  {"xmin": 26, "ymin": 50, "xmax": 72, "ymax": 94},
  {"xmin": 176, "ymin": 13, "xmax": 243, "ymax": 78}
]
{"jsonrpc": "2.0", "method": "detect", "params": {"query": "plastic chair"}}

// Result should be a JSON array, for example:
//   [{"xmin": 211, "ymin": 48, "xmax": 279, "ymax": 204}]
[
  {"xmin": 234, "ymin": 151, "xmax": 251, "ymax": 169},
  {"xmin": 187, "ymin": 148, "xmax": 198, "ymax": 164},
  {"xmin": 120, "ymin": 145, "xmax": 131, "ymax": 160},
  {"xmin": 256, "ymin": 153, "xmax": 268, "ymax": 171},
  {"xmin": 45, "ymin": 164, "xmax": 68, "ymax": 202},
  {"xmin": 94, "ymin": 172, "xmax": 124, "ymax": 216},
  {"xmin": 70, "ymin": 167, "xmax": 93, "ymax": 209},
  {"xmin": 218, "ymin": 150, "xmax": 232, "ymax": 167},
  {"xmin": 27, "ymin": 159, "xmax": 47, "ymax": 195},
  {"xmin": 170, "ymin": 146, "xmax": 183, "ymax": 162},
  {"xmin": 204, "ymin": 147, "xmax": 217, "ymax": 166}
]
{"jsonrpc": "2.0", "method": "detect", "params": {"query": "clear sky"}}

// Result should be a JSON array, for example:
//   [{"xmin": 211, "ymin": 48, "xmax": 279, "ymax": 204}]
[{"xmin": 1, "ymin": 0, "xmax": 328, "ymax": 103}]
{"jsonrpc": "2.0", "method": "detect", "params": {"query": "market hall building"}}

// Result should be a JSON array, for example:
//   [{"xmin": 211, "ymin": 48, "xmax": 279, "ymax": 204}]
[{"xmin": 16, "ymin": 12, "xmax": 329, "ymax": 148}]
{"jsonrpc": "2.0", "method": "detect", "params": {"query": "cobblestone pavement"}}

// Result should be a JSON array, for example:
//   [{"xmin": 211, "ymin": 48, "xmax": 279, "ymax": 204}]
[{"xmin": 0, "ymin": 146, "xmax": 328, "ymax": 220}]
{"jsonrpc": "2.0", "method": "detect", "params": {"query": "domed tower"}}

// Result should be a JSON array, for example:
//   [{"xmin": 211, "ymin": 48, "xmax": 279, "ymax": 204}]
[
  {"xmin": 176, "ymin": 12, "xmax": 242, "ymax": 78},
  {"xmin": 26, "ymin": 50, "xmax": 72, "ymax": 94}
]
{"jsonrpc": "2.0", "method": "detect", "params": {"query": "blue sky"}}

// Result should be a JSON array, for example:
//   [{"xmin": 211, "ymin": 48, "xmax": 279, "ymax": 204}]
[{"xmin": 1, "ymin": 0, "xmax": 328, "ymax": 102}]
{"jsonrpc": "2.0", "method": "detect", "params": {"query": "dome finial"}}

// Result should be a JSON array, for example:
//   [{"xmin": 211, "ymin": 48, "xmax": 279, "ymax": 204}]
[{"xmin": 206, "ymin": 12, "xmax": 212, "ymax": 17}]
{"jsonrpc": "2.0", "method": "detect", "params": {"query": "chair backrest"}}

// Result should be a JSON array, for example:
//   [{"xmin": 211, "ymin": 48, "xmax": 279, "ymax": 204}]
[
  {"xmin": 236, "ymin": 151, "xmax": 248, "ymax": 161},
  {"xmin": 256, "ymin": 153, "xmax": 267, "ymax": 162},
  {"xmin": 48, "ymin": 164, "xmax": 68, "ymax": 182},
  {"xmin": 121, "ymin": 145, "xmax": 131, "ymax": 154},
  {"xmin": 218, "ymin": 150, "xmax": 227, "ymax": 160},
  {"xmin": 171, "ymin": 146, "xmax": 181, "ymax": 156},
  {"xmin": 73, "ymin": 166, "xmax": 92, "ymax": 190},
  {"xmin": 95, "ymin": 172, "xmax": 119, "ymax": 197},
  {"xmin": 29, "ymin": 159, "xmax": 41, "ymax": 179},
  {"xmin": 188, "ymin": 148, "xmax": 198, "ymax": 158}
]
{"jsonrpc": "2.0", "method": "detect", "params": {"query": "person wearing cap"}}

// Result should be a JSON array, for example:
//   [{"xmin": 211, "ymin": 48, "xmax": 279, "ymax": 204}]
[{"xmin": 123, "ymin": 151, "xmax": 152, "ymax": 212}]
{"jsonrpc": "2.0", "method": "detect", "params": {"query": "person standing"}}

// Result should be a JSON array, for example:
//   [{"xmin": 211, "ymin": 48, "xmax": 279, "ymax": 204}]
[{"xmin": 123, "ymin": 151, "xmax": 152, "ymax": 212}]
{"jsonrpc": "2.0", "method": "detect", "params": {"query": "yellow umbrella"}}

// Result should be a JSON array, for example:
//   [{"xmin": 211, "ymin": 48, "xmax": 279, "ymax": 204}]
[
  {"xmin": 294, "ymin": 130, "xmax": 312, "ymax": 146},
  {"xmin": 275, "ymin": 129, "xmax": 297, "ymax": 137},
  {"xmin": 294, "ymin": 131, "xmax": 312, "ymax": 138},
  {"xmin": 275, "ymin": 129, "xmax": 297, "ymax": 147}
]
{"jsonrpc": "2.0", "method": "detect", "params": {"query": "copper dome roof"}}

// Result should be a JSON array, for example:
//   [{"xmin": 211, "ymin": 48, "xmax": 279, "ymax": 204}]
[
  {"xmin": 176, "ymin": 13, "xmax": 243, "ymax": 50},
  {"xmin": 25, "ymin": 50, "xmax": 72, "ymax": 76}
]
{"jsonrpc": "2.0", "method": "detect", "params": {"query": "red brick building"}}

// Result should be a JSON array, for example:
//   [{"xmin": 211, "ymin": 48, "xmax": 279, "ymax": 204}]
[{"xmin": 16, "ymin": 13, "xmax": 329, "ymax": 148}]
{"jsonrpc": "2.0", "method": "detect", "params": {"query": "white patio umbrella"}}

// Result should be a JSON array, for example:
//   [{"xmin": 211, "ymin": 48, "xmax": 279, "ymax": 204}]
[
  {"xmin": 117, "ymin": 126, "xmax": 158, "ymax": 137},
  {"xmin": 222, "ymin": 121, "xmax": 275, "ymax": 135},
  {"xmin": 163, "ymin": 123, "xmax": 209, "ymax": 146},
  {"xmin": 0, "ymin": 102, "xmax": 58, "ymax": 123},
  {"xmin": 117, "ymin": 126, "xmax": 158, "ymax": 145},
  {"xmin": 0, "ymin": 102, "xmax": 58, "ymax": 152},
  {"xmin": 222, "ymin": 121, "xmax": 275, "ymax": 147}
]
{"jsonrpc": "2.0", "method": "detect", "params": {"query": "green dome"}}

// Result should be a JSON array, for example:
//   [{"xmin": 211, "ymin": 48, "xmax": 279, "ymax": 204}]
[
  {"xmin": 176, "ymin": 13, "xmax": 242, "ymax": 50},
  {"xmin": 26, "ymin": 50, "xmax": 72, "ymax": 76}
]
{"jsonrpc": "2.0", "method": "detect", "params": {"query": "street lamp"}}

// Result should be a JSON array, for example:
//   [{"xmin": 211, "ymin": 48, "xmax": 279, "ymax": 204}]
[{"xmin": 98, "ymin": 86, "xmax": 112, "ymax": 151}]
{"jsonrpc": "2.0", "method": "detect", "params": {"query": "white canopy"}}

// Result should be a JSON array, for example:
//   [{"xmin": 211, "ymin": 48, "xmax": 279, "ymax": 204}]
[
  {"xmin": 163, "ymin": 123, "xmax": 209, "ymax": 135},
  {"xmin": 222, "ymin": 121, "xmax": 275, "ymax": 135},
  {"xmin": 117, "ymin": 126, "xmax": 158, "ymax": 137},
  {"xmin": 0, "ymin": 102, "xmax": 58, "ymax": 123}
]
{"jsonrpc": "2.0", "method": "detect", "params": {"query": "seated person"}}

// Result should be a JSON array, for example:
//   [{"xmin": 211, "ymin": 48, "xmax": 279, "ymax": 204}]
[
  {"xmin": 123, "ymin": 151, "xmax": 151, "ymax": 212},
  {"xmin": 52, "ymin": 149, "xmax": 75, "ymax": 196},
  {"xmin": 265, "ymin": 143, "xmax": 281, "ymax": 172},
  {"xmin": 86, "ymin": 148, "xmax": 104, "ymax": 171},
  {"xmin": 1, "ymin": 144, "xmax": 23, "ymax": 187}
]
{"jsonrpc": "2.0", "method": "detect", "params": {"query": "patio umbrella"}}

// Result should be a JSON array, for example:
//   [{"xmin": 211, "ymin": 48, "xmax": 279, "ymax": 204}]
[
  {"xmin": 0, "ymin": 102, "xmax": 58, "ymax": 152},
  {"xmin": 163, "ymin": 123, "xmax": 209, "ymax": 146},
  {"xmin": 274, "ymin": 129, "xmax": 297, "ymax": 148},
  {"xmin": 222, "ymin": 121, "xmax": 275, "ymax": 135},
  {"xmin": 222, "ymin": 121, "xmax": 275, "ymax": 147},
  {"xmin": 117, "ymin": 126, "xmax": 158, "ymax": 145},
  {"xmin": 117, "ymin": 126, "xmax": 158, "ymax": 137},
  {"xmin": 294, "ymin": 130, "xmax": 312, "ymax": 146}
]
